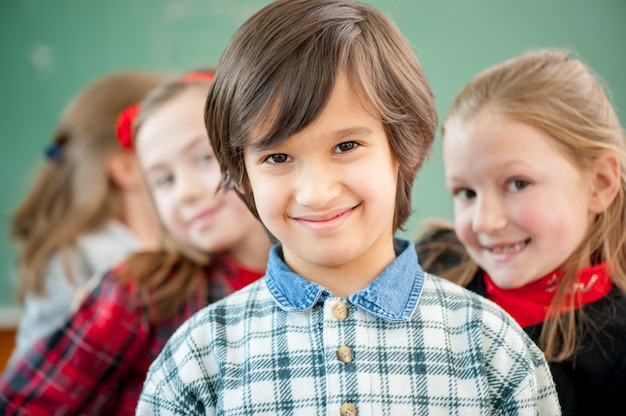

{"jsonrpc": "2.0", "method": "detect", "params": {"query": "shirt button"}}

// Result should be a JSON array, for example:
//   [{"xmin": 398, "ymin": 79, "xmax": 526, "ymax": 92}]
[
  {"xmin": 332, "ymin": 302, "xmax": 349, "ymax": 320},
  {"xmin": 336, "ymin": 346, "xmax": 354, "ymax": 363},
  {"xmin": 340, "ymin": 402, "xmax": 358, "ymax": 416}
]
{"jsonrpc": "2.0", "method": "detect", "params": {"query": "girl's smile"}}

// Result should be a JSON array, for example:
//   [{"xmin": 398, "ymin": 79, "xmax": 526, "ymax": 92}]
[
  {"xmin": 482, "ymin": 238, "xmax": 531, "ymax": 260},
  {"xmin": 186, "ymin": 205, "xmax": 222, "ymax": 231}
]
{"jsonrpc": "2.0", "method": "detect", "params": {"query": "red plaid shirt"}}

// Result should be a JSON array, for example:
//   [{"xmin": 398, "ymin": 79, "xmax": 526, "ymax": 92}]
[{"xmin": 0, "ymin": 254, "xmax": 263, "ymax": 415}]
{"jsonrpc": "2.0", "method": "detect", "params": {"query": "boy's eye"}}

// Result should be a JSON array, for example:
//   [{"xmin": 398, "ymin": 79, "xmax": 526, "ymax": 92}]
[
  {"xmin": 508, "ymin": 179, "xmax": 529, "ymax": 192},
  {"xmin": 335, "ymin": 141, "xmax": 358, "ymax": 153},
  {"xmin": 264, "ymin": 153, "xmax": 290, "ymax": 164}
]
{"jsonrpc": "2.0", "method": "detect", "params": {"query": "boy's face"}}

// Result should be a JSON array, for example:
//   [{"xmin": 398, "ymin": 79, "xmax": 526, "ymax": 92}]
[{"xmin": 243, "ymin": 73, "xmax": 399, "ymax": 286}]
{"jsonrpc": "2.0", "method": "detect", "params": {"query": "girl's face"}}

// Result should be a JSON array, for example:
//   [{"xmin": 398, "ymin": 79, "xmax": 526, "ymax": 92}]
[
  {"xmin": 135, "ymin": 89, "xmax": 261, "ymax": 256},
  {"xmin": 443, "ymin": 110, "xmax": 599, "ymax": 289}
]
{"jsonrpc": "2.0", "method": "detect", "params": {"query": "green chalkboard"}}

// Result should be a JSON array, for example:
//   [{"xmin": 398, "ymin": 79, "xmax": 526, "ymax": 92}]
[{"xmin": 1, "ymin": 0, "xmax": 625, "ymax": 310}]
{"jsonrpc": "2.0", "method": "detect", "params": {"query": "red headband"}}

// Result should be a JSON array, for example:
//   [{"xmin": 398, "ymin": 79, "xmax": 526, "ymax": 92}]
[
  {"xmin": 115, "ymin": 70, "xmax": 215, "ymax": 150},
  {"xmin": 179, "ymin": 71, "xmax": 215, "ymax": 83},
  {"xmin": 116, "ymin": 103, "xmax": 141, "ymax": 150}
]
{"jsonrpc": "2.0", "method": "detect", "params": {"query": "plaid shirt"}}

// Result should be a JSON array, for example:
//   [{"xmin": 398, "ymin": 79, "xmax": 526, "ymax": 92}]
[
  {"xmin": 0, "ymin": 255, "xmax": 262, "ymax": 416},
  {"xmin": 138, "ymin": 239, "xmax": 561, "ymax": 415}
]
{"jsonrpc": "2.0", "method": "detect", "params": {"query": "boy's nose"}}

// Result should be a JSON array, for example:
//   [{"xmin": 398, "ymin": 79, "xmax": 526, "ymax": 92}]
[
  {"xmin": 472, "ymin": 195, "xmax": 508, "ymax": 234},
  {"xmin": 295, "ymin": 164, "xmax": 341, "ymax": 209}
]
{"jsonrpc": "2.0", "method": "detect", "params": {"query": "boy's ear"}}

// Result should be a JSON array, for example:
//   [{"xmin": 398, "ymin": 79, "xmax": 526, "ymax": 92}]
[
  {"xmin": 589, "ymin": 152, "xmax": 620, "ymax": 214},
  {"xmin": 107, "ymin": 152, "xmax": 144, "ymax": 190}
]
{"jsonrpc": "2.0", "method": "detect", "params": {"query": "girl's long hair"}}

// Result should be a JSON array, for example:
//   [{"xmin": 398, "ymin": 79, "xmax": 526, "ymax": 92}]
[
  {"xmin": 117, "ymin": 73, "xmax": 214, "ymax": 322},
  {"xmin": 11, "ymin": 71, "xmax": 167, "ymax": 300},
  {"xmin": 438, "ymin": 49, "xmax": 626, "ymax": 361}
]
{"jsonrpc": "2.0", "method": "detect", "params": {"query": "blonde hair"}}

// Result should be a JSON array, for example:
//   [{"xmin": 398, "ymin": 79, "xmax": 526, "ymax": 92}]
[
  {"xmin": 442, "ymin": 49, "xmax": 626, "ymax": 361},
  {"xmin": 119, "ymin": 72, "xmax": 214, "ymax": 322},
  {"xmin": 11, "ymin": 71, "xmax": 167, "ymax": 300}
]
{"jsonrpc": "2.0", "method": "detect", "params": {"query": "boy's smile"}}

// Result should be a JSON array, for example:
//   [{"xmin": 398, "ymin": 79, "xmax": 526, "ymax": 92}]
[
  {"xmin": 290, "ymin": 205, "xmax": 359, "ymax": 234},
  {"xmin": 244, "ymin": 72, "xmax": 400, "ymax": 296}
]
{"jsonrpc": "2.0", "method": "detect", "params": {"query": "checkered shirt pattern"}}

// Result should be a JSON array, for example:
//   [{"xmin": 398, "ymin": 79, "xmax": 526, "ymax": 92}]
[
  {"xmin": 0, "ymin": 256, "xmax": 261, "ymax": 416},
  {"xmin": 138, "ymin": 241, "xmax": 561, "ymax": 415}
]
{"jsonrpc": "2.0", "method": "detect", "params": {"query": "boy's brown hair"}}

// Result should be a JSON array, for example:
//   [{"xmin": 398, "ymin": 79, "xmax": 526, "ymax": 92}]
[{"xmin": 206, "ymin": 0, "xmax": 437, "ymax": 233}]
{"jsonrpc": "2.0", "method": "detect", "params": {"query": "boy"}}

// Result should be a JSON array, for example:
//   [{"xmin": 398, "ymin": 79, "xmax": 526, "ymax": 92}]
[{"xmin": 138, "ymin": 0, "xmax": 560, "ymax": 414}]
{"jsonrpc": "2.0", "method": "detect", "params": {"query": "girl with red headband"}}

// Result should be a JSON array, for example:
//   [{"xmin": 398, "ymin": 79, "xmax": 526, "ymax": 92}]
[{"xmin": 0, "ymin": 70, "xmax": 271, "ymax": 415}]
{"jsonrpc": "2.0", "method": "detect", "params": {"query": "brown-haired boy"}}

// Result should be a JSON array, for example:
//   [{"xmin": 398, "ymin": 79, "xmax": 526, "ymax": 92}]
[{"xmin": 138, "ymin": 1, "xmax": 560, "ymax": 414}]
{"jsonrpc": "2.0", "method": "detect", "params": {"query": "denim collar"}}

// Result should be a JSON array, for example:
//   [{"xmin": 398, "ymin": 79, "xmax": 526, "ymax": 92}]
[{"xmin": 265, "ymin": 238, "xmax": 424, "ymax": 322}]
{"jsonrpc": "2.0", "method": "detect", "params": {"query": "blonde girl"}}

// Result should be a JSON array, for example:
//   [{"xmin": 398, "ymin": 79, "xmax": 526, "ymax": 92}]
[
  {"xmin": 416, "ymin": 49, "xmax": 626, "ymax": 415},
  {"xmin": 8, "ymin": 71, "xmax": 167, "ymax": 364}
]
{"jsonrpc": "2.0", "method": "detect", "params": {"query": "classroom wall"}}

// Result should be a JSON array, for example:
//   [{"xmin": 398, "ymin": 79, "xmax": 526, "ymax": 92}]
[{"xmin": 1, "ymin": 0, "xmax": 625, "ymax": 310}]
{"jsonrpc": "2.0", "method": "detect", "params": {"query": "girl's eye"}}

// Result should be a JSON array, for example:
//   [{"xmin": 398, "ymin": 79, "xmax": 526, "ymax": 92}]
[
  {"xmin": 335, "ymin": 141, "xmax": 358, "ymax": 153},
  {"xmin": 198, "ymin": 153, "xmax": 214, "ymax": 166},
  {"xmin": 508, "ymin": 179, "xmax": 529, "ymax": 192},
  {"xmin": 153, "ymin": 174, "xmax": 174, "ymax": 189},
  {"xmin": 264, "ymin": 153, "xmax": 290, "ymax": 165},
  {"xmin": 455, "ymin": 188, "xmax": 476, "ymax": 201}
]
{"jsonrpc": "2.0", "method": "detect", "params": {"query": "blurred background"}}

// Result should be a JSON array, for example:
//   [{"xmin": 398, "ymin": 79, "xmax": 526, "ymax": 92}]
[{"xmin": 1, "ymin": 0, "xmax": 624, "ymax": 316}]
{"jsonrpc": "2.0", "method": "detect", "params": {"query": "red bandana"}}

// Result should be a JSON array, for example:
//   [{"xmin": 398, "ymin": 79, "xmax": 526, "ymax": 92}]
[
  {"xmin": 116, "ymin": 103, "xmax": 140, "ymax": 150},
  {"xmin": 115, "ymin": 70, "xmax": 215, "ymax": 150},
  {"xmin": 484, "ymin": 263, "xmax": 612, "ymax": 328}
]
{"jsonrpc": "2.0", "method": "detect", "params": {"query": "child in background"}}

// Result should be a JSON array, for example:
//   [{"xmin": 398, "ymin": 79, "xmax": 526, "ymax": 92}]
[
  {"xmin": 138, "ymin": 1, "xmax": 560, "ymax": 414},
  {"xmin": 8, "ymin": 71, "xmax": 167, "ymax": 365},
  {"xmin": 0, "ymin": 71, "xmax": 271, "ymax": 415},
  {"xmin": 415, "ymin": 49, "xmax": 626, "ymax": 415}
]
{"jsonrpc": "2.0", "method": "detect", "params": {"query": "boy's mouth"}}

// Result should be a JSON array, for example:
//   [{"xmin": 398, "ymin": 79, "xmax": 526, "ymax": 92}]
[
  {"xmin": 294, "ymin": 205, "xmax": 357, "ymax": 223},
  {"xmin": 292, "ymin": 205, "xmax": 359, "ymax": 232}
]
